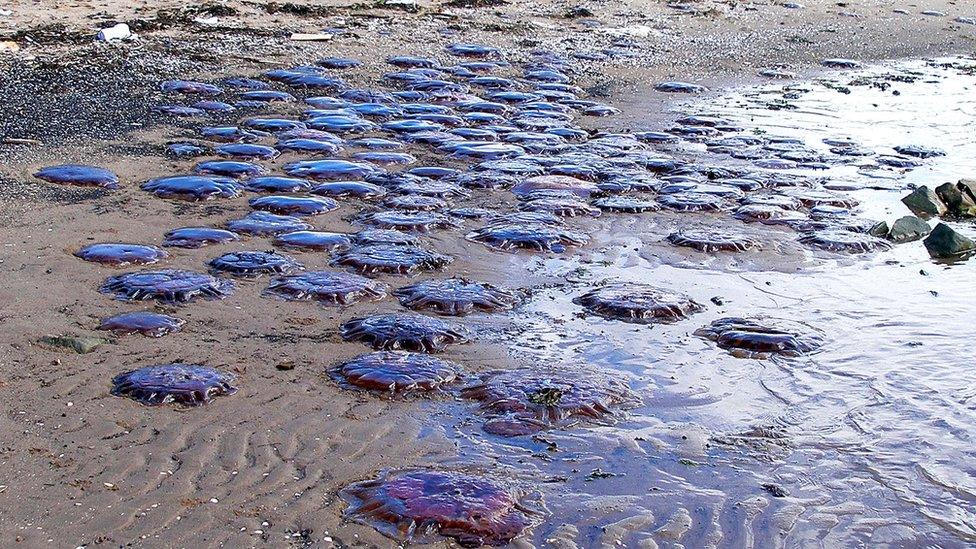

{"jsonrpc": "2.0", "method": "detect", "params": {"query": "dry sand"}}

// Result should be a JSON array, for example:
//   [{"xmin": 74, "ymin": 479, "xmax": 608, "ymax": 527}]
[{"xmin": 0, "ymin": 0, "xmax": 973, "ymax": 547}]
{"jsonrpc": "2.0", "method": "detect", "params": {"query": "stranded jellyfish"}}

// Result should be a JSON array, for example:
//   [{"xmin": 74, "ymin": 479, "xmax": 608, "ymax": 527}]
[
  {"xmin": 511, "ymin": 175, "xmax": 598, "ymax": 198},
  {"xmin": 141, "ymin": 175, "xmax": 243, "ymax": 201},
  {"xmin": 111, "ymin": 363, "xmax": 236, "ymax": 406},
  {"xmin": 244, "ymin": 176, "xmax": 313, "ymax": 193},
  {"xmin": 340, "ymin": 470, "xmax": 534, "ymax": 547},
  {"xmin": 592, "ymin": 196, "xmax": 660, "ymax": 213},
  {"xmin": 798, "ymin": 229, "xmax": 892, "ymax": 253},
  {"xmin": 284, "ymin": 159, "xmax": 384, "ymax": 180},
  {"xmin": 311, "ymin": 180, "xmax": 387, "ymax": 199},
  {"xmin": 658, "ymin": 192, "xmax": 726, "ymax": 212},
  {"xmin": 340, "ymin": 313, "xmax": 469, "ymax": 352},
  {"xmin": 358, "ymin": 210, "xmax": 459, "ymax": 233},
  {"xmin": 225, "ymin": 211, "xmax": 312, "ymax": 236},
  {"xmin": 667, "ymin": 227, "xmax": 762, "ymax": 252},
  {"xmin": 101, "ymin": 269, "xmax": 233, "ymax": 303},
  {"xmin": 97, "ymin": 311, "xmax": 185, "ymax": 337},
  {"xmin": 353, "ymin": 229, "xmax": 418, "ymax": 246},
  {"xmin": 383, "ymin": 195, "xmax": 448, "ymax": 212},
  {"xmin": 393, "ymin": 278, "xmax": 519, "ymax": 316},
  {"xmin": 208, "ymin": 250, "xmax": 303, "ymax": 277},
  {"xmin": 654, "ymin": 81, "xmax": 708, "ymax": 94},
  {"xmin": 518, "ymin": 197, "xmax": 601, "ymax": 217},
  {"xmin": 264, "ymin": 270, "xmax": 387, "ymax": 305},
  {"xmin": 161, "ymin": 80, "xmax": 223, "ymax": 95},
  {"xmin": 74, "ymin": 243, "xmax": 167, "ymax": 266},
  {"xmin": 248, "ymin": 195, "xmax": 339, "ymax": 216},
  {"xmin": 333, "ymin": 245, "xmax": 452, "ymax": 276},
  {"xmin": 461, "ymin": 369, "xmax": 637, "ymax": 436},
  {"xmin": 695, "ymin": 317, "xmax": 825, "ymax": 358},
  {"xmin": 273, "ymin": 231, "xmax": 351, "ymax": 251},
  {"xmin": 574, "ymin": 282, "xmax": 704, "ymax": 323},
  {"xmin": 333, "ymin": 351, "xmax": 461, "ymax": 393},
  {"xmin": 34, "ymin": 164, "xmax": 119, "ymax": 189},
  {"xmin": 466, "ymin": 222, "xmax": 588, "ymax": 253},
  {"xmin": 162, "ymin": 227, "xmax": 240, "ymax": 248}
]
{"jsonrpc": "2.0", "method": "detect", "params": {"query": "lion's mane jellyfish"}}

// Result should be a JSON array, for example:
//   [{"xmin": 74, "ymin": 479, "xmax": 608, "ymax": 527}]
[
  {"xmin": 798, "ymin": 229, "xmax": 892, "ymax": 253},
  {"xmin": 273, "ymin": 231, "xmax": 351, "ymax": 251},
  {"xmin": 101, "ymin": 269, "xmax": 233, "ymax": 303},
  {"xmin": 162, "ymin": 227, "xmax": 240, "ymax": 248},
  {"xmin": 194, "ymin": 160, "xmax": 266, "ymax": 178},
  {"xmin": 340, "ymin": 470, "xmax": 535, "ymax": 547},
  {"xmin": 208, "ymin": 250, "xmax": 303, "ymax": 277},
  {"xmin": 666, "ymin": 227, "xmax": 762, "ymax": 252},
  {"xmin": 461, "ymin": 369, "xmax": 637, "ymax": 436},
  {"xmin": 332, "ymin": 244, "xmax": 452, "ymax": 276},
  {"xmin": 224, "ymin": 211, "xmax": 312, "ymax": 236},
  {"xmin": 34, "ymin": 164, "xmax": 119, "ymax": 189},
  {"xmin": 264, "ymin": 270, "xmax": 387, "ymax": 305},
  {"xmin": 575, "ymin": 282, "xmax": 704, "ymax": 323},
  {"xmin": 97, "ymin": 311, "xmax": 185, "ymax": 337},
  {"xmin": 592, "ymin": 196, "xmax": 660, "ymax": 213},
  {"xmin": 333, "ymin": 351, "xmax": 461, "ymax": 393},
  {"xmin": 658, "ymin": 192, "xmax": 727, "ymax": 212},
  {"xmin": 358, "ymin": 210, "xmax": 459, "ymax": 233},
  {"xmin": 74, "ymin": 243, "xmax": 168, "ymax": 266},
  {"xmin": 141, "ymin": 175, "xmax": 243, "ymax": 201},
  {"xmin": 466, "ymin": 222, "xmax": 588, "ymax": 253},
  {"xmin": 517, "ymin": 196, "xmax": 602, "ymax": 217},
  {"xmin": 695, "ymin": 317, "xmax": 825, "ymax": 358},
  {"xmin": 393, "ymin": 278, "xmax": 519, "ymax": 316},
  {"xmin": 248, "ymin": 195, "xmax": 339, "ymax": 216},
  {"xmin": 511, "ymin": 175, "xmax": 598, "ymax": 198},
  {"xmin": 340, "ymin": 313, "xmax": 469, "ymax": 352},
  {"xmin": 111, "ymin": 363, "xmax": 237, "ymax": 406}
]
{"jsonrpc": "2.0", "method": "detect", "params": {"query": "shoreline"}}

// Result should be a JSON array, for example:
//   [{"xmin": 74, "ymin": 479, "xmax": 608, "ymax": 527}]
[{"xmin": 0, "ymin": 2, "xmax": 975, "ymax": 547}]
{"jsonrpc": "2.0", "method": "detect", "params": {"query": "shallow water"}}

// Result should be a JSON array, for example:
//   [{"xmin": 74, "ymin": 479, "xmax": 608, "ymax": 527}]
[{"xmin": 445, "ymin": 58, "xmax": 976, "ymax": 547}]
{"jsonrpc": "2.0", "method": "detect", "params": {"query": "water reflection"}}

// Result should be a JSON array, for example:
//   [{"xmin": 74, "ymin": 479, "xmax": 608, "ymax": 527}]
[{"xmin": 459, "ymin": 57, "xmax": 976, "ymax": 546}]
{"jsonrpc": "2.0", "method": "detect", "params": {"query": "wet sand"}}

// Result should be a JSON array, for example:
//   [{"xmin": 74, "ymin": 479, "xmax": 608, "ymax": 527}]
[{"xmin": 1, "ymin": 1, "xmax": 976, "ymax": 547}]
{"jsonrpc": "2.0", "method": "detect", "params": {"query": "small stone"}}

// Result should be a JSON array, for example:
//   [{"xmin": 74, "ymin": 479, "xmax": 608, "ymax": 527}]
[
  {"xmin": 901, "ymin": 186, "xmax": 946, "ymax": 218},
  {"xmin": 923, "ymin": 223, "xmax": 976, "ymax": 258},
  {"xmin": 275, "ymin": 361, "xmax": 296, "ymax": 371},
  {"xmin": 38, "ymin": 335, "xmax": 108, "ymax": 354},
  {"xmin": 935, "ymin": 182, "xmax": 976, "ymax": 218},
  {"xmin": 868, "ymin": 221, "xmax": 889, "ymax": 238},
  {"xmin": 887, "ymin": 216, "xmax": 930, "ymax": 243}
]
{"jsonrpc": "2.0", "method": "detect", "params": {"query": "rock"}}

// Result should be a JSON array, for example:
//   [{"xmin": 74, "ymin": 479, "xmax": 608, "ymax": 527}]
[
  {"xmin": 869, "ymin": 221, "xmax": 889, "ymax": 238},
  {"xmin": 887, "ymin": 216, "xmax": 930, "ymax": 242},
  {"xmin": 957, "ymin": 179, "xmax": 976, "ymax": 202},
  {"xmin": 935, "ymin": 182, "xmax": 976, "ymax": 217},
  {"xmin": 38, "ymin": 334, "xmax": 108, "ymax": 354},
  {"xmin": 901, "ymin": 186, "xmax": 946, "ymax": 218},
  {"xmin": 923, "ymin": 223, "xmax": 976, "ymax": 258}
]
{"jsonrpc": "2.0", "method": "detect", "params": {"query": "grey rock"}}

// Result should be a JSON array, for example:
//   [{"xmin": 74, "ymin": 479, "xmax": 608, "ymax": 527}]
[
  {"xmin": 923, "ymin": 223, "xmax": 976, "ymax": 258},
  {"xmin": 901, "ymin": 186, "xmax": 946, "ymax": 218},
  {"xmin": 935, "ymin": 182, "xmax": 976, "ymax": 217},
  {"xmin": 869, "ymin": 221, "xmax": 889, "ymax": 238},
  {"xmin": 888, "ymin": 216, "xmax": 930, "ymax": 243},
  {"xmin": 38, "ymin": 334, "xmax": 108, "ymax": 354}
]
